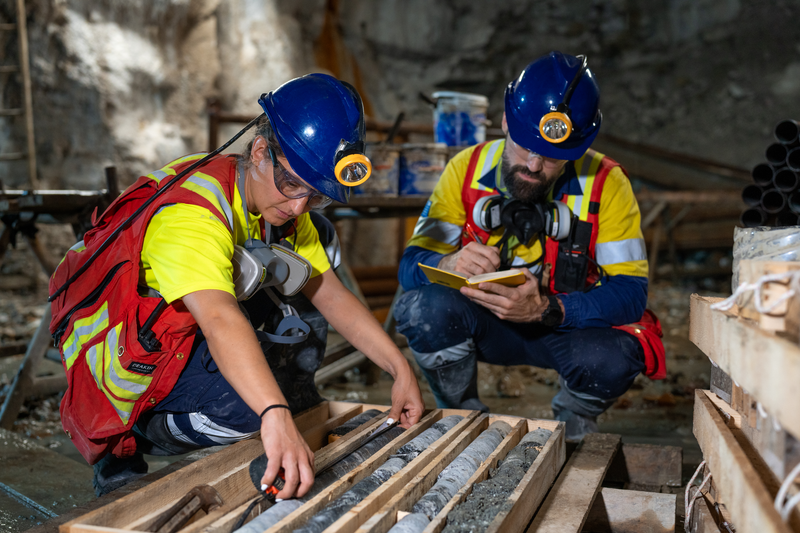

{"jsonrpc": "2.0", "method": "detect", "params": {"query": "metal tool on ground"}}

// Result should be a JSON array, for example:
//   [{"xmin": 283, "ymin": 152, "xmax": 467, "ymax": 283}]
[{"xmin": 146, "ymin": 484, "xmax": 223, "ymax": 533}]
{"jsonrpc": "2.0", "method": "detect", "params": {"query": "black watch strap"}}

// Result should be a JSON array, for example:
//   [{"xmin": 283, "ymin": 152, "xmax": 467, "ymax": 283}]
[{"xmin": 541, "ymin": 295, "xmax": 564, "ymax": 327}]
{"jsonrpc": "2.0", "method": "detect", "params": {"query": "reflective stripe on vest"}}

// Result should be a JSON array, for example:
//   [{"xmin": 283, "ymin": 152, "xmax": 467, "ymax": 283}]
[
  {"xmin": 181, "ymin": 170, "xmax": 235, "ymax": 230},
  {"xmin": 146, "ymin": 153, "xmax": 206, "ymax": 183},
  {"xmin": 62, "ymin": 302, "xmax": 109, "ymax": 371},
  {"xmin": 86, "ymin": 322, "xmax": 153, "ymax": 424}
]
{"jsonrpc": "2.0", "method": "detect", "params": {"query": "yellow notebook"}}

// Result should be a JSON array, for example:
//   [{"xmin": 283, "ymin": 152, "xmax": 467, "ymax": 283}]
[{"xmin": 419, "ymin": 263, "xmax": 526, "ymax": 290}]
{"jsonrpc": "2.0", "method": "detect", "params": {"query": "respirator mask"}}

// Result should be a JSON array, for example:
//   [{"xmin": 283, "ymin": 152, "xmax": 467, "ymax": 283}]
[{"xmin": 472, "ymin": 195, "xmax": 572, "ymax": 243}]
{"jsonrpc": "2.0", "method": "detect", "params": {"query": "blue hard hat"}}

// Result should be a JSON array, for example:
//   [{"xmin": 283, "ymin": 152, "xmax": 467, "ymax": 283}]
[
  {"xmin": 504, "ymin": 52, "xmax": 602, "ymax": 161},
  {"xmin": 258, "ymin": 73, "xmax": 366, "ymax": 203}
]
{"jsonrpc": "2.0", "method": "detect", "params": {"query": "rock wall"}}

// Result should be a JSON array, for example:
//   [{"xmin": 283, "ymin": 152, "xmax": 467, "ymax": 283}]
[
  {"xmin": 0, "ymin": 0, "xmax": 323, "ymax": 189},
  {"xmin": 2, "ymin": 0, "xmax": 799, "ymax": 190}
]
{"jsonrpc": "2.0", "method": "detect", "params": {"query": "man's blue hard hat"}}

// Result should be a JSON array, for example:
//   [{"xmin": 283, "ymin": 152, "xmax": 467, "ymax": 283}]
[
  {"xmin": 258, "ymin": 73, "xmax": 365, "ymax": 204},
  {"xmin": 504, "ymin": 52, "xmax": 602, "ymax": 161}
]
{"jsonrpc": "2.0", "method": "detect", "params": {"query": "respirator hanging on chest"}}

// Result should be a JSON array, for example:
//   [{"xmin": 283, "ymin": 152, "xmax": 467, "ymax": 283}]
[
  {"xmin": 231, "ymin": 239, "xmax": 311, "ymax": 301},
  {"xmin": 472, "ymin": 195, "xmax": 572, "ymax": 243}
]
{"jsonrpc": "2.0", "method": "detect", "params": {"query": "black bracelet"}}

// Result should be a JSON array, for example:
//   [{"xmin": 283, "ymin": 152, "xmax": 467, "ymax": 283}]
[{"xmin": 260, "ymin": 404, "xmax": 291, "ymax": 418}]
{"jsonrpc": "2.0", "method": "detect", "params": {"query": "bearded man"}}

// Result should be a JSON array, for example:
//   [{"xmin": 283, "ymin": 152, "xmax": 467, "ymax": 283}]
[{"xmin": 393, "ymin": 52, "xmax": 665, "ymax": 441}]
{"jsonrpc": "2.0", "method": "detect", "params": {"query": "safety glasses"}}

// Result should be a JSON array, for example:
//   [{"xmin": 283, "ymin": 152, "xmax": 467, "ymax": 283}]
[
  {"xmin": 505, "ymin": 135, "xmax": 567, "ymax": 170},
  {"xmin": 268, "ymin": 145, "xmax": 334, "ymax": 209}
]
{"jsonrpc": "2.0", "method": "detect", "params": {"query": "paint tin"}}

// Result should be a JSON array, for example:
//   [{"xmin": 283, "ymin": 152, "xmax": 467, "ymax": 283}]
[
  {"xmin": 399, "ymin": 143, "xmax": 449, "ymax": 195},
  {"xmin": 432, "ymin": 91, "xmax": 489, "ymax": 146},
  {"xmin": 356, "ymin": 144, "xmax": 400, "ymax": 196}
]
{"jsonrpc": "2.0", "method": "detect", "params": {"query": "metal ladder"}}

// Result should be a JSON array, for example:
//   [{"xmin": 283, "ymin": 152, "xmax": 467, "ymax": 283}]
[{"xmin": 1, "ymin": 0, "xmax": 37, "ymax": 188}]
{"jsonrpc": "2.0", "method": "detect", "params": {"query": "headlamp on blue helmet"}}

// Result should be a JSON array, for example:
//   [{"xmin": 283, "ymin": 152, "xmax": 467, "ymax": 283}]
[
  {"xmin": 505, "ymin": 52, "xmax": 602, "ymax": 161},
  {"xmin": 258, "ymin": 73, "xmax": 372, "ymax": 204}
]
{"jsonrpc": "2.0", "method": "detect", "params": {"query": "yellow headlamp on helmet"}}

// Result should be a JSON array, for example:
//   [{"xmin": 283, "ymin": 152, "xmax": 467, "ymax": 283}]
[
  {"xmin": 334, "ymin": 152, "xmax": 372, "ymax": 186},
  {"xmin": 538, "ymin": 55, "xmax": 588, "ymax": 146}
]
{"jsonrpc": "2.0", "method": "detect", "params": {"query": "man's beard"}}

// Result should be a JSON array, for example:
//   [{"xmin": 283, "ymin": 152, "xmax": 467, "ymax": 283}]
[{"xmin": 501, "ymin": 155, "xmax": 556, "ymax": 204}]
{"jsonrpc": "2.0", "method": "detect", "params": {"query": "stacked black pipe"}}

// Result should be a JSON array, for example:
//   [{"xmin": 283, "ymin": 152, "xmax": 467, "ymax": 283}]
[{"xmin": 742, "ymin": 119, "xmax": 800, "ymax": 227}]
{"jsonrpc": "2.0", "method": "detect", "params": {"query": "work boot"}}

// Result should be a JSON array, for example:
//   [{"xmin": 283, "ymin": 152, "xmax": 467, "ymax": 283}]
[
  {"xmin": 551, "ymin": 377, "xmax": 616, "ymax": 443},
  {"xmin": 92, "ymin": 452, "xmax": 148, "ymax": 497},
  {"xmin": 414, "ymin": 347, "xmax": 489, "ymax": 413}
]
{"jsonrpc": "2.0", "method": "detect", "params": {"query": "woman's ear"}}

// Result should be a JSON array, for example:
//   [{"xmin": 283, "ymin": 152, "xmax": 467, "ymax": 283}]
[{"xmin": 251, "ymin": 136, "xmax": 269, "ymax": 166}]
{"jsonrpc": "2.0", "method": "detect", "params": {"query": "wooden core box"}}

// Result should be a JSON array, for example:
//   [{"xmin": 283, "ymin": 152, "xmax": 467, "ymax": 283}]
[{"xmin": 61, "ymin": 401, "xmax": 565, "ymax": 533}]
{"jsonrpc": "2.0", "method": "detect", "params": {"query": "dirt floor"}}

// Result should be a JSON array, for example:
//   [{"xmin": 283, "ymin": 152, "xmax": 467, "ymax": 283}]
[{"xmin": 0, "ymin": 224, "xmax": 725, "ymax": 527}]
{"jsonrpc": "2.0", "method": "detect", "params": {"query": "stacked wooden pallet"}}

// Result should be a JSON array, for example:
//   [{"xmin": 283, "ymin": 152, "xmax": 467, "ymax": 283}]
[
  {"xmin": 689, "ymin": 289, "xmax": 800, "ymax": 532},
  {"xmin": 59, "ymin": 401, "xmax": 686, "ymax": 533}
]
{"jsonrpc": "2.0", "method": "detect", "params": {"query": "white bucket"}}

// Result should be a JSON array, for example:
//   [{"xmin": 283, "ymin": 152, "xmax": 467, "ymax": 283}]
[
  {"xmin": 399, "ymin": 143, "xmax": 449, "ymax": 195},
  {"xmin": 432, "ymin": 91, "xmax": 489, "ymax": 147},
  {"xmin": 356, "ymin": 144, "xmax": 400, "ymax": 196}
]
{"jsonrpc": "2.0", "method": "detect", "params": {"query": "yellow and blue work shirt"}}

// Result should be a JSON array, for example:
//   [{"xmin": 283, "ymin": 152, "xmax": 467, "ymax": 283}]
[
  {"xmin": 140, "ymin": 154, "xmax": 331, "ymax": 304},
  {"xmin": 398, "ymin": 142, "xmax": 649, "ymax": 330}
]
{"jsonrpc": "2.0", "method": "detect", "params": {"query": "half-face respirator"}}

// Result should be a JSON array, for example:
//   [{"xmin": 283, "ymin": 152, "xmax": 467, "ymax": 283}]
[
  {"xmin": 472, "ymin": 195, "xmax": 572, "ymax": 243},
  {"xmin": 232, "ymin": 240, "xmax": 311, "ymax": 301}
]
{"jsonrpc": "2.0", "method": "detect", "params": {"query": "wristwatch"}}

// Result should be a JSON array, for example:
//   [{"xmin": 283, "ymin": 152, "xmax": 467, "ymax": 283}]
[{"xmin": 541, "ymin": 296, "xmax": 564, "ymax": 327}]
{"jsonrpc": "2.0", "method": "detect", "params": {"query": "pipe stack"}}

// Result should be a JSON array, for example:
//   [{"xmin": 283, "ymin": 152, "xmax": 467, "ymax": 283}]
[{"xmin": 741, "ymin": 119, "xmax": 800, "ymax": 227}]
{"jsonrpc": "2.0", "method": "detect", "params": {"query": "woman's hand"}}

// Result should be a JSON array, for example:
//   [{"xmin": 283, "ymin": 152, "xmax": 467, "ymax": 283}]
[
  {"xmin": 389, "ymin": 365, "xmax": 425, "ymax": 428},
  {"xmin": 260, "ymin": 407, "xmax": 315, "ymax": 499}
]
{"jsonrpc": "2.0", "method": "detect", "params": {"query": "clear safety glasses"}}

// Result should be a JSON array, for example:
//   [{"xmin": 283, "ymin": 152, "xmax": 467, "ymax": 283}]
[
  {"xmin": 268, "ymin": 146, "xmax": 334, "ymax": 209},
  {"xmin": 506, "ymin": 135, "xmax": 567, "ymax": 170}
]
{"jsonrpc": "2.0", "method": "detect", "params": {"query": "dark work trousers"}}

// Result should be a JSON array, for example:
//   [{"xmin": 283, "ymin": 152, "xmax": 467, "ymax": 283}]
[
  {"xmin": 134, "ymin": 289, "xmax": 328, "ymax": 454},
  {"xmin": 394, "ymin": 283, "xmax": 645, "ymax": 406}
]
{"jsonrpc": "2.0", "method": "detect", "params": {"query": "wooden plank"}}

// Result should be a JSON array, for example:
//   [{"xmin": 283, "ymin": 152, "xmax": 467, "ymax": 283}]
[
  {"xmin": 264, "ymin": 410, "xmax": 451, "ymax": 533},
  {"xmin": 692, "ymin": 390, "xmax": 793, "ymax": 533},
  {"xmin": 316, "ymin": 351, "xmax": 368, "ymax": 385},
  {"xmin": 527, "ymin": 433, "xmax": 621, "ymax": 533},
  {"xmin": 62, "ymin": 402, "xmax": 355, "ymax": 532},
  {"xmin": 689, "ymin": 294, "xmax": 800, "ymax": 440},
  {"xmin": 605, "ymin": 444, "xmax": 682, "ymax": 490},
  {"xmin": 419, "ymin": 419, "xmax": 562, "ymax": 533},
  {"xmin": 355, "ymin": 414, "xmax": 501, "ymax": 533},
  {"xmin": 582, "ymin": 487, "xmax": 676, "ymax": 533},
  {"xmin": 303, "ymin": 404, "xmax": 364, "ymax": 451},
  {"xmin": 736, "ymin": 260, "xmax": 800, "ymax": 335},
  {"xmin": 324, "ymin": 412, "xmax": 481, "ymax": 533},
  {"xmin": 483, "ymin": 419, "xmax": 564, "ymax": 533}
]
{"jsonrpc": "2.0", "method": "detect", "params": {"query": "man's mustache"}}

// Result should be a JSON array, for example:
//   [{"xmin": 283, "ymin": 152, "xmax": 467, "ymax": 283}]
[{"xmin": 507, "ymin": 165, "xmax": 544, "ymax": 181}]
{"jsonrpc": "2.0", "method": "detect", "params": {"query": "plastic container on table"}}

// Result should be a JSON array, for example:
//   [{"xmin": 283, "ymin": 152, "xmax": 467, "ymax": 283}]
[
  {"xmin": 432, "ymin": 91, "xmax": 489, "ymax": 147},
  {"xmin": 355, "ymin": 144, "xmax": 400, "ymax": 196},
  {"xmin": 399, "ymin": 143, "xmax": 449, "ymax": 196}
]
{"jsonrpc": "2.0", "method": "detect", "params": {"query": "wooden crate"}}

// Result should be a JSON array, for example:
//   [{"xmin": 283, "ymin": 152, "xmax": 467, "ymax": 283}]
[{"xmin": 60, "ymin": 402, "xmax": 565, "ymax": 533}]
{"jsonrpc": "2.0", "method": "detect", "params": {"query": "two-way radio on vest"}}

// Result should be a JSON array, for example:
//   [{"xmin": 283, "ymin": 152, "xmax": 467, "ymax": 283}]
[{"xmin": 48, "ymin": 114, "xmax": 265, "ymax": 302}]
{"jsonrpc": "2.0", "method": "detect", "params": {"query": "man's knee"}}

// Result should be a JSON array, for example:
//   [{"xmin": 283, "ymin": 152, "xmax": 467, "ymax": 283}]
[
  {"xmin": 393, "ymin": 284, "xmax": 474, "ymax": 352},
  {"xmin": 559, "ymin": 329, "xmax": 645, "ymax": 399}
]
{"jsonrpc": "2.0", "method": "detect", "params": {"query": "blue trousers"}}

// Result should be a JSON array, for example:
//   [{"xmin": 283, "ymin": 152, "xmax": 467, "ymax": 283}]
[
  {"xmin": 393, "ymin": 284, "xmax": 644, "ymax": 401},
  {"xmin": 138, "ymin": 289, "xmax": 328, "ymax": 451}
]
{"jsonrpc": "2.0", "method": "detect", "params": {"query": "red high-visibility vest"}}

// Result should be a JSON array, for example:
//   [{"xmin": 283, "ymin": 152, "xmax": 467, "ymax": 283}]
[
  {"xmin": 49, "ymin": 154, "xmax": 241, "ymax": 464},
  {"xmin": 460, "ymin": 141, "xmax": 666, "ymax": 380}
]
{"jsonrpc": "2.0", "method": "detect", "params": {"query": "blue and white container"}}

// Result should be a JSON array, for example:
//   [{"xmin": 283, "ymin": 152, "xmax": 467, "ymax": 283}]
[
  {"xmin": 399, "ymin": 143, "xmax": 449, "ymax": 196},
  {"xmin": 432, "ymin": 91, "xmax": 489, "ymax": 147}
]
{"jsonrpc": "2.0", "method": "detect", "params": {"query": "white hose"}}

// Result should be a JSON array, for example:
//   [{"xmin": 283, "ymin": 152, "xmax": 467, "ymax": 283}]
[{"xmin": 710, "ymin": 271, "xmax": 800, "ymax": 313}]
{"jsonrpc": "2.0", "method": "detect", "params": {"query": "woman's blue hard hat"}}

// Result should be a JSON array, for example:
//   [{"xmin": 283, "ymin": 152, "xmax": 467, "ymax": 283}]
[
  {"xmin": 504, "ymin": 52, "xmax": 602, "ymax": 161},
  {"xmin": 258, "ymin": 73, "xmax": 365, "ymax": 204}
]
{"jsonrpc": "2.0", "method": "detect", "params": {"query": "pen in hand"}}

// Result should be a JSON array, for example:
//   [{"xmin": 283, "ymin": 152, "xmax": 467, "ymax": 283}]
[{"xmin": 464, "ymin": 223, "xmax": 484, "ymax": 245}]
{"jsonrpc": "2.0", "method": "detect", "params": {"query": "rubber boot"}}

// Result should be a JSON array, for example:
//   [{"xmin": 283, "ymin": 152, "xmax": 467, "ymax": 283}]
[
  {"xmin": 551, "ymin": 377, "xmax": 617, "ymax": 443},
  {"xmin": 92, "ymin": 452, "xmax": 149, "ymax": 497},
  {"xmin": 414, "ymin": 348, "xmax": 489, "ymax": 413},
  {"xmin": 133, "ymin": 411, "xmax": 207, "ymax": 456}
]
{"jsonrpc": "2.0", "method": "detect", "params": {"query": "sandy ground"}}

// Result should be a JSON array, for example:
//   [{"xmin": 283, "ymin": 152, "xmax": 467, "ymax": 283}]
[{"xmin": 0, "ymin": 224, "xmax": 723, "ymax": 485}]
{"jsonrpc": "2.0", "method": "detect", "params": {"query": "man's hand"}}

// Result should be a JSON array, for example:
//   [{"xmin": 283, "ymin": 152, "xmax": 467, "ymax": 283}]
[
  {"xmin": 460, "ymin": 269, "xmax": 564, "ymax": 323},
  {"xmin": 438, "ymin": 242, "xmax": 501, "ymax": 278},
  {"xmin": 388, "ymin": 366, "xmax": 425, "ymax": 428},
  {"xmin": 260, "ymin": 407, "xmax": 315, "ymax": 499}
]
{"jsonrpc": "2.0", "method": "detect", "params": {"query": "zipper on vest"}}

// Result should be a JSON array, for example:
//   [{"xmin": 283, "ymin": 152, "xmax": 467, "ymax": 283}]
[{"xmin": 52, "ymin": 261, "xmax": 129, "ymax": 348}]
